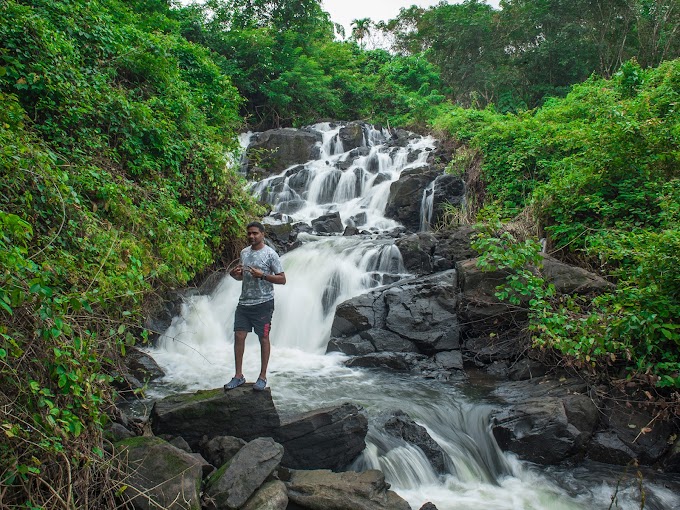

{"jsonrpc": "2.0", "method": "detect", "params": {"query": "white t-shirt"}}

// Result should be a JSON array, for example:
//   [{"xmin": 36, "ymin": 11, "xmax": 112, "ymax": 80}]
[{"xmin": 238, "ymin": 244, "xmax": 284, "ymax": 305}]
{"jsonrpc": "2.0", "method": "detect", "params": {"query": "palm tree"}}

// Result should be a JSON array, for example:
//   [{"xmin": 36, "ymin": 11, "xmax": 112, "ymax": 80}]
[{"xmin": 351, "ymin": 18, "xmax": 372, "ymax": 49}]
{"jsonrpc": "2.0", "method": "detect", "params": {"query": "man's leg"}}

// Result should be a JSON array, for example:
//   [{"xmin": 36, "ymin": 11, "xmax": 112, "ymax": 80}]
[
  {"xmin": 234, "ymin": 330, "xmax": 247, "ymax": 378},
  {"xmin": 258, "ymin": 330, "xmax": 270, "ymax": 381}
]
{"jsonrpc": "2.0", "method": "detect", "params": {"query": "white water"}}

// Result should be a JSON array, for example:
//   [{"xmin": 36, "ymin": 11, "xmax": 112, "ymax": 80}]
[{"xmin": 145, "ymin": 123, "xmax": 678, "ymax": 510}]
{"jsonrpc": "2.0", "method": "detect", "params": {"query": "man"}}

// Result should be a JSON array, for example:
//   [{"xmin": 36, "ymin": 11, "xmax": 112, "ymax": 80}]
[{"xmin": 225, "ymin": 221, "xmax": 286, "ymax": 392}]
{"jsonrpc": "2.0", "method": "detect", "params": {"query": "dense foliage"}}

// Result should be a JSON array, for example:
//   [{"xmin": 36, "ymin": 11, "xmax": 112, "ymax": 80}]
[
  {"xmin": 0, "ymin": 0, "xmax": 258, "ymax": 506},
  {"xmin": 384, "ymin": 0, "xmax": 680, "ymax": 110},
  {"xmin": 432, "ymin": 59, "xmax": 680, "ymax": 393}
]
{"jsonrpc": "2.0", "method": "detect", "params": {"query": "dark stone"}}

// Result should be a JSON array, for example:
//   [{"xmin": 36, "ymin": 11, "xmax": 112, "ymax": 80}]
[
  {"xmin": 326, "ymin": 335, "xmax": 376, "ymax": 356},
  {"xmin": 150, "ymin": 386, "xmax": 281, "ymax": 450},
  {"xmin": 116, "ymin": 436, "xmax": 203, "ymax": 510},
  {"xmin": 198, "ymin": 435, "xmax": 246, "ymax": 469},
  {"xmin": 204, "ymin": 437, "xmax": 284, "ymax": 510},
  {"xmin": 395, "ymin": 232, "xmax": 436, "ymax": 274},
  {"xmin": 124, "ymin": 347, "xmax": 165, "ymax": 383},
  {"xmin": 338, "ymin": 123, "xmax": 365, "ymax": 151},
  {"xmin": 587, "ymin": 432, "xmax": 637, "ymax": 465},
  {"xmin": 246, "ymin": 129, "xmax": 322, "ymax": 174},
  {"xmin": 285, "ymin": 469, "xmax": 411, "ymax": 510},
  {"xmin": 312, "ymin": 212, "xmax": 343, "ymax": 234},
  {"xmin": 274, "ymin": 403, "xmax": 368, "ymax": 471},
  {"xmin": 385, "ymin": 166, "xmax": 439, "ymax": 232},
  {"xmin": 381, "ymin": 410, "xmax": 449, "ymax": 474}
]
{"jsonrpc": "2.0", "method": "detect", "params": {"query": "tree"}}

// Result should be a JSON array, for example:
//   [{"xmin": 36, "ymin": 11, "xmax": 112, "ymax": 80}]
[{"xmin": 351, "ymin": 17, "xmax": 372, "ymax": 49}]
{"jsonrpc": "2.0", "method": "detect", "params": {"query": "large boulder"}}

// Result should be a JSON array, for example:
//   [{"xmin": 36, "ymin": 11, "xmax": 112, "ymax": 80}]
[
  {"xmin": 385, "ymin": 166, "xmax": 439, "ymax": 232},
  {"xmin": 430, "ymin": 174, "xmax": 465, "ymax": 227},
  {"xmin": 116, "ymin": 436, "xmax": 203, "ymax": 510},
  {"xmin": 330, "ymin": 271, "xmax": 460, "ymax": 357},
  {"xmin": 396, "ymin": 227, "xmax": 478, "ymax": 275},
  {"xmin": 490, "ymin": 376, "xmax": 600, "ymax": 465},
  {"xmin": 338, "ymin": 122, "xmax": 366, "ymax": 151},
  {"xmin": 274, "ymin": 403, "xmax": 368, "ymax": 471},
  {"xmin": 284, "ymin": 469, "xmax": 411, "ymax": 510},
  {"xmin": 204, "ymin": 437, "xmax": 284, "ymax": 510},
  {"xmin": 246, "ymin": 128, "xmax": 322, "ymax": 174},
  {"xmin": 150, "ymin": 386, "xmax": 280, "ymax": 449}
]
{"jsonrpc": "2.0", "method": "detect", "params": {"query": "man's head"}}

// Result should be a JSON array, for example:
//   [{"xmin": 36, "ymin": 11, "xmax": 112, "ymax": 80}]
[{"xmin": 246, "ymin": 221, "xmax": 265, "ymax": 248}]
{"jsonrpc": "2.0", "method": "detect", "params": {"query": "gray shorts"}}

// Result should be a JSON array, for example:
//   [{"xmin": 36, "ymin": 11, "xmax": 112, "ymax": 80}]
[{"xmin": 234, "ymin": 300, "xmax": 274, "ymax": 339}]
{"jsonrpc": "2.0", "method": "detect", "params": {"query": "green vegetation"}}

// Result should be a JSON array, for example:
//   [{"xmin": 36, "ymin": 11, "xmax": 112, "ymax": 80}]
[
  {"xmin": 0, "ymin": 0, "xmax": 258, "ymax": 507},
  {"xmin": 0, "ymin": 0, "xmax": 678, "ymax": 507},
  {"xmin": 434, "ymin": 59, "xmax": 679, "ymax": 393}
]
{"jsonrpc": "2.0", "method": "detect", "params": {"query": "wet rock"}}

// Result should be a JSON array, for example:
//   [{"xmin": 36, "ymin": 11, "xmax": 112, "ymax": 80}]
[
  {"xmin": 431, "ymin": 174, "xmax": 465, "ymax": 226},
  {"xmin": 285, "ymin": 469, "xmax": 411, "ymax": 510},
  {"xmin": 246, "ymin": 128, "xmax": 322, "ymax": 174},
  {"xmin": 385, "ymin": 166, "xmax": 439, "ymax": 232},
  {"xmin": 204, "ymin": 437, "xmax": 284, "ymax": 510},
  {"xmin": 198, "ymin": 435, "xmax": 246, "ymax": 469},
  {"xmin": 491, "ymin": 376, "xmax": 600, "ymax": 465},
  {"xmin": 116, "ymin": 436, "xmax": 203, "ymax": 510},
  {"xmin": 587, "ymin": 431, "xmax": 637, "ymax": 465},
  {"xmin": 541, "ymin": 256, "xmax": 614, "ymax": 295},
  {"xmin": 150, "ymin": 386, "xmax": 280, "ymax": 450},
  {"xmin": 395, "ymin": 232, "xmax": 436, "ymax": 274},
  {"xmin": 326, "ymin": 334, "xmax": 376, "ymax": 356},
  {"xmin": 380, "ymin": 410, "xmax": 449, "ymax": 474},
  {"xmin": 435, "ymin": 350, "xmax": 464, "ymax": 371},
  {"xmin": 124, "ymin": 347, "xmax": 165, "ymax": 383},
  {"xmin": 312, "ymin": 212, "xmax": 343, "ymax": 234},
  {"xmin": 338, "ymin": 122, "xmax": 365, "ymax": 151},
  {"xmin": 274, "ymin": 403, "xmax": 368, "ymax": 471},
  {"xmin": 331, "ymin": 271, "xmax": 460, "ymax": 357}
]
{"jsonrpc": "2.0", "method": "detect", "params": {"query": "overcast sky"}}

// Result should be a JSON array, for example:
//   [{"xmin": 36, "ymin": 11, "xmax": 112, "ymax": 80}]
[{"xmin": 321, "ymin": 0, "xmax": 501, "ymax": 37}]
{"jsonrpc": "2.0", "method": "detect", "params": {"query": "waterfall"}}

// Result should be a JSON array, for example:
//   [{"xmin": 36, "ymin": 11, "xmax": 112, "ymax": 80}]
[
  {"xmin": 420, "ymin": 180, "xmax": 435, "ymax": 231},
  {"xmin": 145, "ymin": 123, "xmax": 678, "ymax": 510}
]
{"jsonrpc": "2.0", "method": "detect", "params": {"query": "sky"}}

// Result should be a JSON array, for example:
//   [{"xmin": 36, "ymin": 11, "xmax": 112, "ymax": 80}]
[{"xmin": 321, "ymin": 0, "xmax": 501, "ymax": 38}]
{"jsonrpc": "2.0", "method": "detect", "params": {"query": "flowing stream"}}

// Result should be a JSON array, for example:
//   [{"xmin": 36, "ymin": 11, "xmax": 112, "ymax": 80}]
[{"xmin": 143, "ymin": 124, "xmax": 678, "ymax": 510}]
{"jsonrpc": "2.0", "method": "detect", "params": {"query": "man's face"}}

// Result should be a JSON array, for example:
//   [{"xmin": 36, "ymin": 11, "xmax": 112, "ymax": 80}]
[{"xmin": 247, "ymin": 227, "xmax": 265, "ymax": 247}]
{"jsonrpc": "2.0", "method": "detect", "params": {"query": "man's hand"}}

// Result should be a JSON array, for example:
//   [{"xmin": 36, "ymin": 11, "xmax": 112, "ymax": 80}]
[{"xmin": 230, "ymin": 264, "xmax": 244, "ymax": 280}]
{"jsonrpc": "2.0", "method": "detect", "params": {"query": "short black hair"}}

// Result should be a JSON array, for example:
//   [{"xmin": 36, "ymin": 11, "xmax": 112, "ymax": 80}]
[{"xmin": 246, "ymin": 221, "xmax": 265, "ymax": 232}]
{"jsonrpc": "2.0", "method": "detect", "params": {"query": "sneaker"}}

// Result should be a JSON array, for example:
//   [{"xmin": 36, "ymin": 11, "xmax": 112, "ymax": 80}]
[
  {"xmin": 253, "ymin": 377, "xmax": 267, "ymax": 391},
  {"xmin": 224, "ymin": 376, "xmax": 246, "ymax": 391}
]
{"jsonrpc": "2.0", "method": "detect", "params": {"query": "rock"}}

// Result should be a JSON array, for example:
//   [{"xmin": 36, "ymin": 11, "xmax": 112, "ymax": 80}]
[
  {"xmin": 456, "ymin": 258, "xmax": 522, "ymax": 337},
  {"xmin": 285, "ymin": 469, "xmax": 411, "ymax": 510},
  {"xmin": 168, "ymin": 435, "xmax": 191, "ymax": 453},
  {"xmin": 106, "ymin": 423, "xmax": 135, "ymax": 442},
  {"xmin": 331, "ymin": 271, "xmax": 460, "ymax": 357},
  {"xmin": 385, "ymin": 166, "xmax": 439, "ymax": 232},
  {"xmin": 434, "ymin": 350, "xmax": 464, "ymax": 371},
  {"xmin": 198, "ymin": 435, "xmax": 246, "ymax": 469},
  {"xmin": 419, "ymin": 503, "xmax": 438, "ymax": 510},
  {"xmin": 241, "ymin": 480, "xmax": 288, "ymax": 510},
  {"xmin": 312, "ymin": 212, "xmax": 343, "ymax": 234},
  {"xmin": 381, "ymin": 410, "xmax": 449, "ymax": 474},
  {"xmin": 116, "ymin": 436, "xmax": 203, "ymax": 510},
  {"xmin": 246, "ymin": 128, "xmax": 322, "ymax": 174},
  {"xmin": 662, "ymin": 436, "xmax": 680, "ymax": 472},
  {"xmin": 598, "ymin": 396, "xmax": 674, "ymax": 465},
  {"xmin": 274, "ymin": 403, "xmax": 368, "ymax": 471},
  {"xmin": 326, "ymin": 334, "xmax": 376, "ymax": 356},
  {"xmin": 150, "ymin": 387, "xmax": 280, "ymax": 449},
  {"xmin": 541, "ymin": 256, "xmax": 614, "ymax": 295},
  {"xmin": 346, "ymin": 352, "xmax": 437, "ymax": 373},
  {"xmin": 431, "ymin": 174, "xmax": 465, "ymax": 226},
  {"xmin": 508, "ymin": 358, "xmax": 548, "ymax": 380},
  {"xmin": 490, "ymin": 377, "xmax": 600, "ymax": 465},
  {"xmin": 204, "ymin": 437, "xmax": 284, "ymax": 510},
  {"xmin": 395, "ymin": 232, "xmax": 436, "ymax": 274},
  {"xmin": 338, "ymin": 123, "xmax": 366, "ymax": 151},
  {"xmin": 124, "ymin": 347, "xmax": 165, "ymax": 383},
  {"xmin": 587, "ymin": 431, "xmax": 637, "ymax": 465},
  {"xmin": 463, "ymin": 332, "xmax": 527, "ymax": 366}
]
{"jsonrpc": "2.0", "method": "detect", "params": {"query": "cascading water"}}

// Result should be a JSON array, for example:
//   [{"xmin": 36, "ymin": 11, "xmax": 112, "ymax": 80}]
[
  {"xmin": 420, "ymin": 180, "xmax": 435, "ymax": 231},
  {"xmin": 145, "ymin": 123, "xmax": 678, "ymax": 510}
]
